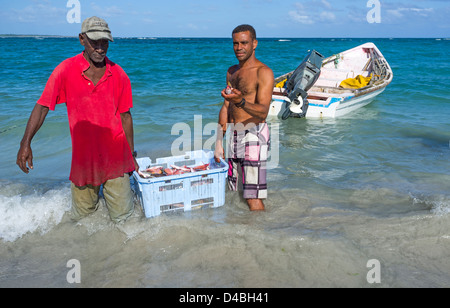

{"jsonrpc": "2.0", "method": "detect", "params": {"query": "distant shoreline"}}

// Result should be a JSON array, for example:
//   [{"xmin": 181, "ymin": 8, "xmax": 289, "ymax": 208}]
[
  {"xmin": 1, "ymin": 34, "xmax": 448, "ymax": 40},
  {"xmin": 0, "ymin": 34, "xmax": 76, "ymax": 38}
]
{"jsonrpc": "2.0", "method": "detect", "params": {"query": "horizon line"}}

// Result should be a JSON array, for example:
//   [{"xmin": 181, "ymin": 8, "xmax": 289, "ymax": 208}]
[{"xmin": 1, "ymin": 34, "xmax": 448, "ymax": 39}]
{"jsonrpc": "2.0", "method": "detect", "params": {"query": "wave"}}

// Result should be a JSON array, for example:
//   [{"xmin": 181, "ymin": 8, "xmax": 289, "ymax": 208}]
[
  {"xmin": 0, "ymin": 181, "xmax": 71, "ymax": 242},
  {"xmin": 412, "ymin": 194, "xmax": 450, "ymax": 216}
]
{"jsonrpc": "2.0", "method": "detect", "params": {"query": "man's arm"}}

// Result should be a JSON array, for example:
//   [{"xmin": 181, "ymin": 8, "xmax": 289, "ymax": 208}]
[
  {"xmin": 215, "ymin": 71, "xmax": 233, "ymax": 163},
  {"xmin": 214, "ymin": 99, "xmax": 230, "ymax": 163},
  {"xmin": 17, "ymin": 104, "xmax": 49, "ymax": 173},
  {"xmin": 254, "ymin": 65, "xmax": 275, "ymax": 118},
  {"xmin": 242, "ymin": 66, "xmax": 274, "ymax": 121},
  {"xmin": 120, "ymin": 111, "xmax": 139, "ymax": 172}
]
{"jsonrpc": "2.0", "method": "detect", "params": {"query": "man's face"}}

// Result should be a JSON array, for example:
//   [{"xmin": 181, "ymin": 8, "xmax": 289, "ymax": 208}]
[
  {"xmin": 81, "ymin": 34, "xmax": 109, "ymax": 64},
  {"xmin": 232, "ymin": 31, "xmax": 257, "ymax": 62}
]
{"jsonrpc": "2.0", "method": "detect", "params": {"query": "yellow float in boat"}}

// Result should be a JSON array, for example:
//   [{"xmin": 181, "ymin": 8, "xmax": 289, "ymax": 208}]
[{"xmin": 340, "ymin": 74, "xmax": 372, "ymax": 89}]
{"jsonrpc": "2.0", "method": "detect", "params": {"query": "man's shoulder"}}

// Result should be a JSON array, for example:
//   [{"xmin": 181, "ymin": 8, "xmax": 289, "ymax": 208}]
[
  {"xmin": 51, "ymin": 53, "xmax": 83, "ymax": 75},
  {"xmin": 256, "ymin": 62, "xmax": 274, "ymax": 79},
  {"xmin": 227, "ymin": 64, "xmax": 240, "ymax": 74},
  {"xmin": 257, "ymin": 61, "xmax": 273, "ymax": 73},
  {"xmin": 255, "ymin": 61, "xmax": 274, "ymax": 89},
  {"xmin": 62, "ymin": 53, "xmax": 85, "ymax": 65}
]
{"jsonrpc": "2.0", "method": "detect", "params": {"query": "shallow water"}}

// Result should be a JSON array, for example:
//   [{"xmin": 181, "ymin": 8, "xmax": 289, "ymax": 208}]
[{"xmin": 0, "ymin": 37, "xmax": 449, "ymax": 287}]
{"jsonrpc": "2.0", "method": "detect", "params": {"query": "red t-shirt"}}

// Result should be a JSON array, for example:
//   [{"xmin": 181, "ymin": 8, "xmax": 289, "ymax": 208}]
[{"xmin": 37, "ymin": 52, "xmax": 135, "ymax": 186}]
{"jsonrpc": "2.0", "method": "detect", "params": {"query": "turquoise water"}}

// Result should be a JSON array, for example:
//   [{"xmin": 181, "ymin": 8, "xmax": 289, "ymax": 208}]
[{"xmin": 0, "ymin": 37, "xmax": 449, "ymax": 287}]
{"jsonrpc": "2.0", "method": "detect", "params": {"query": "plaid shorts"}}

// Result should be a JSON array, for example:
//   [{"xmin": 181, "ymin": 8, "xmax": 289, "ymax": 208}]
[{"xmin": 227, "ymin": 123, "xmax": 270, "ymax": 199}]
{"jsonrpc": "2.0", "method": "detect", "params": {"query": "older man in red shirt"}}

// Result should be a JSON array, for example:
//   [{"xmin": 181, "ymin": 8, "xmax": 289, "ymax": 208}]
[{"xmin": 16, "ymin": 17, "xmax": 138, "ymax": 223}]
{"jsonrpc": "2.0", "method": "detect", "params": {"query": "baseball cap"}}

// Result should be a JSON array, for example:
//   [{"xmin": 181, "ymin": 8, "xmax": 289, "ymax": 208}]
[{"xmin": 81, "ymin": 16, "xmax": 114, "ymax": 42}]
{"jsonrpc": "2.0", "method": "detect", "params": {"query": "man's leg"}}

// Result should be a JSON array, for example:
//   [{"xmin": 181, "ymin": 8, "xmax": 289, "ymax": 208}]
[
  {"xmin": 71, "ymin": 183, "xmax": 101, "ymax": 221},
  {"xmin": 227, "ymin": 158, "xmax": 241, "ymax": 192},
  {"xmin": 242, "ymin": 161, "xmax": 268, "ymax": 211},
  {"xmin": 102, "ymin": 174, "xmax": 134, "ymax": 223},
  {"xmin": 242, "ymin": 123, "xmax": 269, "ymax": 211},
  {"xmin": 247, "ymin": 198, "xmax": 265, "ymax": 211}
]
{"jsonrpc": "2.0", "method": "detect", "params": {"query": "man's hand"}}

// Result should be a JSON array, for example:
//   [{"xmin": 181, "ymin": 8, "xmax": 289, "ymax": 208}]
[
  {"xmin": 132, "ymin": 157, "xmax": 140, "ymax": 173},
  {"xmin": 17, "ymin": 144, "xmax": 33, "ymax": 174},
  {"xmin": 16, "ymin": 104, "xmax": 49, "ymax": 174},
  {"xmin": 221, "ymin": 87, "xmax": 243, "ymax": 105},
  {"xmin": 214, "ymin": 142, "xmax": 224, "ymax": 163}
]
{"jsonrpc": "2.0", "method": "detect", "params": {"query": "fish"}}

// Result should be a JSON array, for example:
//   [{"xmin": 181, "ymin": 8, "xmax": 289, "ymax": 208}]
[
  {"xmin": 138, "ymin": 166, "xmax": 165, "ymax": 178},
  {"xmin": 138, "ymin": 171, "xmax": 152, "ymax": 179},
  {"xmin": 171, "ymin": 165, "xmax": 191, "ymax": 172},
  {"xmin": 139, "ymin": 163, "xmax": 211, "ymax": 178},
  {"xmin": 144, "ymin": 166, "xmax": 164, "ymax": 174},
  {"xmin": 192, "ymin": 164, "xmax": 210, "ymax": 171},
  {"xmin": 173, "ymin": 169, "xmax": 185, "ymax": 175},
  {"xmin": 164, "ymin": 168, "xmax": 175, "ymax": 176}
]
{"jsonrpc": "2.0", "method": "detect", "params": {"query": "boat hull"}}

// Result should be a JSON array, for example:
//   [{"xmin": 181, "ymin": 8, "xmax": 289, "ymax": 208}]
[
  {"xmin": 270, "ymin": 87, "xmax": 385, "ymax": 119},
  {"xmin": 333, "ymin": 88, "xmax": 384, "ymax": 117},
  {"xmin": 270, "ymin": 87, "xmax": 384, "ymax": 118}
]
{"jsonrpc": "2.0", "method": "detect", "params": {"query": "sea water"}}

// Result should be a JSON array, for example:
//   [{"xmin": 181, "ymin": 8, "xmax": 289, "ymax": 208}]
[{"xmin": 0, "ymin": 37, "xmax": 449, "ymax": 288}]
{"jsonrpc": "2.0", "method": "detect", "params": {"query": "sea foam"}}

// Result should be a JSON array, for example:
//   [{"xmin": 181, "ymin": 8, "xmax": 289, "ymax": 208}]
[{"xmin": 0, "ymin": 183, "xmax": 71, "ymax": 242}]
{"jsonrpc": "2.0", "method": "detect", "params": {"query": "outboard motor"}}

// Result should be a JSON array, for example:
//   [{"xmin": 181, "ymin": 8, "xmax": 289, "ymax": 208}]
[{"xmin": 282, "ymin": 50, "xmax": 324, "ymax": 120}]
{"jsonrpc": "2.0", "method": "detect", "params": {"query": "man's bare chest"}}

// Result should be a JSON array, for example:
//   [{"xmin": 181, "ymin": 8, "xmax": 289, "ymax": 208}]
[
  {"xmin": 84, "ymin": 68, "xmax": 106, "ymax": 86},
  {"xmin": 230, "ymin": 70, "xmax": 258, "ymax": 96}
]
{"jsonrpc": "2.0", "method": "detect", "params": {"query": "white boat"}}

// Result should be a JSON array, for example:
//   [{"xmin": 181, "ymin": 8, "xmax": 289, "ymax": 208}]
[{"xmin": 269, "ymin": 42, "xmax": 393, "ymax": 119}]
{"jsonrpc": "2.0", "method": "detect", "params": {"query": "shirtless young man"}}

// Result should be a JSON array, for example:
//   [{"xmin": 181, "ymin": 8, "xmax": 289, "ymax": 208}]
[{"xmin": 214, "ymin": 25, "xmax": 274, "ymax": 211}]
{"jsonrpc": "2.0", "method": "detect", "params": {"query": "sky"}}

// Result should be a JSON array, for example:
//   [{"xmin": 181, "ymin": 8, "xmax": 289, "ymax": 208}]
[{"xmin": 0, "ymin": 0, "xmax": 449, "ymax": 38}]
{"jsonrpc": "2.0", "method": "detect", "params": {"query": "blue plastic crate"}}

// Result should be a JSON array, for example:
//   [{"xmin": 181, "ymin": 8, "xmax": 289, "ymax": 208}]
[{"xmin": 131, "ymin": 150, "xmax": 229, "ymax": 218}]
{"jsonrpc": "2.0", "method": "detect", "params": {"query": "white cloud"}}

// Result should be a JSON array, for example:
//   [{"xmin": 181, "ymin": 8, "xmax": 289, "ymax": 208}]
[
  {"xmin": 321, "ymin": 0, "xmax": 332, "ymax": 10},
  {"xmin": 11, "ymin": 2, "xmax": 65, "ymax": 23},
  {"xmin": 90, "ymin": 4, "xmax": 124, "ymax": 18},
  {"xmin": 288, "ymin": 0, "xmax": 337, "ymax": 25},
  {"xmin": 320, "ymin": 11, "xmax": 336, "ymax": 22},
  {"xmin": 387, "ymin": 9, "xmax": 403, "ymax": 18},
  {"xmin": 387, "ymin": 7, "xmax": 434, "ymax": 19},
  {"xmin": 289, "ymin": 10, "xmax": 314, "ymax": 25}
]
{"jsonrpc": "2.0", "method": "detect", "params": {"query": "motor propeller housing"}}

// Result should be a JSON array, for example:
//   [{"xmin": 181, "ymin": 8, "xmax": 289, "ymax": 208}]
[{"xmin": 282, "ymin": 50, "xmax": 324, "ymax": 120}]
